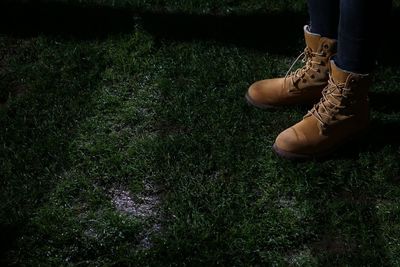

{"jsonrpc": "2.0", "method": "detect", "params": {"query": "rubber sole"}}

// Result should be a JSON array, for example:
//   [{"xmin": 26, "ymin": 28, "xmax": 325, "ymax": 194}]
[
  {"xmin": 272, "ymin": 143, "xmax": 328, "ymax": 161},
  {"xmin": 272, "ymin": 128, "xmax": 369, "ymax": 161},
  {"xmin": 245, "ymin": 92, "xmax": 278, "ymax": 109}
]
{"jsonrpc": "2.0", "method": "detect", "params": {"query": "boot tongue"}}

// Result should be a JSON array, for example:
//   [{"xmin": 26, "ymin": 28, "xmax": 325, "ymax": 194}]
[
  {"xmin": 330, "ymin": 60, "xmax": 350, "ymax": 84},
  {"xmin": 304, "ymin": 25, "xmax": 321, "ymax": 52},
  {"xmin": 321, "ymin": 60, "xmax": 349, "ymax": 108}
]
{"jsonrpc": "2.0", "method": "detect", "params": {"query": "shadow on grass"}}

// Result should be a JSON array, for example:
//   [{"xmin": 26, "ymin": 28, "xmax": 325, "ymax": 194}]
[
  {"xmin": 0, "ymin": 1, "xmax": 304, "ymax": 55},
  {"xmin": 0, "ymin": 43, "xmax": 106, "ymax": 263},
  {"xmin": 370, "ymin": 91, "xmax": 400, "ymax": 113},
  {"xmin": 319, "ymin": 120, "xmax": 400, "ymax": 162},
  {"xmin": 2, "ymin": 1, "xmax": 400, "ymax": 60}
]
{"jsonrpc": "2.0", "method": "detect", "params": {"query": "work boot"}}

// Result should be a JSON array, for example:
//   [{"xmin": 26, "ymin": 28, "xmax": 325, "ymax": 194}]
[
  {"xmin": 246, "ymin": 25, "xmax": 337, "ymax": 109},
  {"xmin": 273, "ymin": 60, "xmax": 371, "ymax": 159}
]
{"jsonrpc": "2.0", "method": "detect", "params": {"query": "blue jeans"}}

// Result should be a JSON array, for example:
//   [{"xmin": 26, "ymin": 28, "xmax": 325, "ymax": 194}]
[{"xmin": 307, "ymin": 0, "xmax": 392, "ymax": 73}]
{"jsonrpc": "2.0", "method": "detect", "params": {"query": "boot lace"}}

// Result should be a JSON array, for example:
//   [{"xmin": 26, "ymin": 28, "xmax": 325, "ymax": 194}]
[
  {"xmin": 308, "ymin": 75, "xmax": 350, "ymax": 128},
  {"xmin": 284, "ymin": 47, "xmax": 324, "ymax": 88}
]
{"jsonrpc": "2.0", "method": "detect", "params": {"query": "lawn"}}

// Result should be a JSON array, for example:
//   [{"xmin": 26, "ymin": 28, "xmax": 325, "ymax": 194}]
[{"xmin": 1, "ymin": 0, "xmax": 400, "ymax": 266}]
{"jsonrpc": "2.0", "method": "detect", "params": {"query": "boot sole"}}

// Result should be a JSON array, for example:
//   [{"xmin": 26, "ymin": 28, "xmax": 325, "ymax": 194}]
[
  {"xmin": 245, "ymin": 92, "xmax": 279, "ymax": 109},
  {"xmin": 272, "ymin": 143, "xmax": 330, "ymax": 160},
  {"xmin": 272, "ymin": 127, "xmax": 369, "ymax": 161}
]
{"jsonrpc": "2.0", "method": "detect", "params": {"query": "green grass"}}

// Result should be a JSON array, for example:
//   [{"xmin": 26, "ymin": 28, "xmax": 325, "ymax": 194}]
[
  {"xmin": 1, "ymin": 1, "xmax": 400, "ymax": 266},
  {"xmin": 31, "ymin": 0, "xmax": 308, "ymax": 14}
]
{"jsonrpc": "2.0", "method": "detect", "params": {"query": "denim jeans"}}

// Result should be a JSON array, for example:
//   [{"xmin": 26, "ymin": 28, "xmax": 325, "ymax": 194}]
[{"xmin": 307, "ymin": 0, "xmax": 392, "ymax": 73}]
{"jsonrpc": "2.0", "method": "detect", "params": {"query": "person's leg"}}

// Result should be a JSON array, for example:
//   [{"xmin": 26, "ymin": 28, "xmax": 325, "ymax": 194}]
[
  {"xmin": 307, "ymin": 0, "xmax": 340, "ymax": 38},
  {"xmin": 336, "ymin": 0, "xmax": 393, "ymax": 73}
]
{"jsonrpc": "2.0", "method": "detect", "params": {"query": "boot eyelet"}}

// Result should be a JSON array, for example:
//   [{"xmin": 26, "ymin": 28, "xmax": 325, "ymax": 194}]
[
  {"xmin": 323, "ymin": 44, "xmax": 329, "ymax": 49},
  {"xmin": 311, "ymin": 74, "xmax": 315, "ymax": 79}
]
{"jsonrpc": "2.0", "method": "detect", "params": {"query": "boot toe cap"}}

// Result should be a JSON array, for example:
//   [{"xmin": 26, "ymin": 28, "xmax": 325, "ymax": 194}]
[
  {"xmin": 247, "ymin": 80, "xmax": 267, "ymax": 102},
  {"xmin": 275, "ymin": 127, "xmax": 301, "ymax": 151},
  {"xmin": 247, "ymin": 79, "xmax": 283, "ymax": 106},
  {"xmin": 273, "ymin": 127, "xmax": 311, "ymax": 158}
]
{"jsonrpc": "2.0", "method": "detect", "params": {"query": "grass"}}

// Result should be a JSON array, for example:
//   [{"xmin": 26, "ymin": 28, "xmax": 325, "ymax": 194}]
[{"xmin": 1, "ymin": 0, "xmax": 400, "ymax": 266}]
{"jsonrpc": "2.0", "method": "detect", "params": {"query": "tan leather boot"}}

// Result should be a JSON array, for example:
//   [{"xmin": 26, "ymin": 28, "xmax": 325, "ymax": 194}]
[
  {"xmin": 273, "ymin": 60, "xmax": 371, "ymax": 159},
  {"xmin": 246, "ymin": 26, "xmax": 337, "ymax": 108}
]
